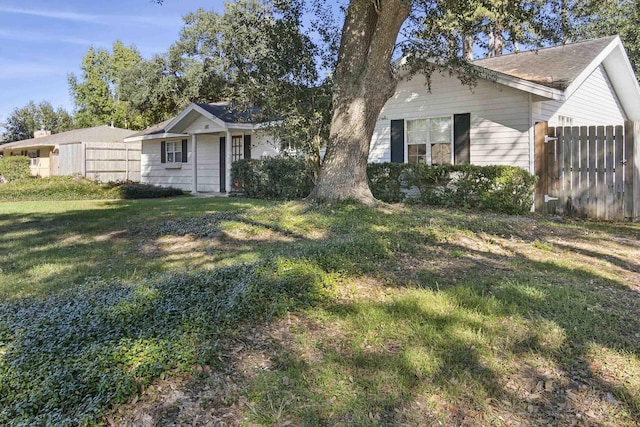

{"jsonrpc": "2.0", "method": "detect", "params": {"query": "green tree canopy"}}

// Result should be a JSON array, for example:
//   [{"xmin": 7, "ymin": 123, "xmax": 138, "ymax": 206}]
[
  {"xmin": 68, "ymin": 41, "xmax": 144, "ymax": 129},
  {"xmin": 123, "ymin": 0, "xmax": 330, "ymax": 159},
  {"xmin": 569, "ymin": 0, "xmax": 640, "ymax": 78},
  {"xmin": 1, "ymin": 101, "xmax": 74, "ymax": 143}
]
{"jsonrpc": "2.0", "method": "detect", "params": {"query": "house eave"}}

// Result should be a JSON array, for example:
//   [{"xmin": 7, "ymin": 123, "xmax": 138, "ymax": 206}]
[
  {"xmin": 601, "ymin": 37, "xmax": 640, "ymax": 121},
  {"xmin": 125, "ymin": 133, "xmax": 189, "ymax": 142},
  {"xmin": 473, "ymin": 66, "xmax": 565, "ymax": 100},
  {"xmin": 395, "ymin": 56, "xmax": 564, "ymax": 100},
  {"xmin": 227, "ymin": 123, "xmax": 257, "ymax": 131}
]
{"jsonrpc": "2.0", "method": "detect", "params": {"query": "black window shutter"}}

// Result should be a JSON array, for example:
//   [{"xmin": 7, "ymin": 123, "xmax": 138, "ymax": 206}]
[
  {"xmin": 219, "ymin": 136, "xmax": 226, "ymax": 192},
  {"xmin": 161, "ymin": 141, "xmax": 166, "ymax": 163},
  {"xmin": 243, "ymin": 134, "xmax": 252, "ymax": 159},
  {"xmin": 181, "ymin": 139, "xmax": 188, "ymax": 162},
  {"xmin": 36, "ymin": 149, "xmax": 40, "ymax": 157},
  {"xmin": 454, "ymin": 113, "xmax": 471, "ymax": 164},
  {"xmin": 390, "ymin": 119, "xmax": 405, "ymax": 163}
]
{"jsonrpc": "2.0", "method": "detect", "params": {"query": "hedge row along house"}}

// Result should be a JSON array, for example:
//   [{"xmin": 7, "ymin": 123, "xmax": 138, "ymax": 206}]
[{"xmin": 0, "ymin": 126, "xmax": 139, "ymax": 182}]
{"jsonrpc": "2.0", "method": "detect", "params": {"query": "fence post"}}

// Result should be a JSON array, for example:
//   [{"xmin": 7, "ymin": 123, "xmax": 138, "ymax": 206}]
[
  {"xmin": 126, "ymin": 147, "xmax": 129, "ymax": 181},
  {"xmin": 624, "ymin": 121, "xmax": 639, "ymax": 221},
  {"xmin": 534, "ymin": 121, "xmax": 548, "ymax": 213},
  {"xmin": 82, "ymin": 142, "xmax": 87, "ymax": 177}
]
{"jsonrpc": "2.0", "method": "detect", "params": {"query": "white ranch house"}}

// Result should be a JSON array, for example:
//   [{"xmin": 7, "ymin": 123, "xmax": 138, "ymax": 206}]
[
  {"xmin": 369, "ymin": 35, "xmax": 640, "ymax": 173},
  {"xmin": 124, "ymin": 102, "xmax": 278, "ymax": 193},
  {"xmin": 0, "ymin": 126, "xmax": 139, "ymax": 181},
  {"xmin": 126, "ymin": 36, "xmax": 640, "ymax": 216}
]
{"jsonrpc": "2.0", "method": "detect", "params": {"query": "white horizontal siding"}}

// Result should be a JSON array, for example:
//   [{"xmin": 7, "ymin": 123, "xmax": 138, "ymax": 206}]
[
  {"xmin": 535, "ymin": 65, "xmax": 626, "ymax": 126},
  {"xmin": 196, "ymin": 134, "xmax": 220, "ymax": 192},
  {"xmin": 141, "ymin": 128, "xmax": 280, "ymax": 191},
  {"xmin": 141, "ymin": 139, "xmax": 193, "ymax": 191},
  {"xmin": 371, "ymin": 71, "xmax": 531, "ymax": 169},
  {"xmin": 184, "ymin": 115, "xmax": 220, "ymax": 134}
]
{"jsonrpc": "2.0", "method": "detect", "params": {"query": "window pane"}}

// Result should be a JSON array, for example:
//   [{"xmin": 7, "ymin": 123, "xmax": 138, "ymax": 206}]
[
  {"xmin": 232, "ymin": 136, "xmax": 243, "ymax": 161},
  {"xmin": 430, "ymin": 117, "xmax": 451, "ymax": 144},
  {"xmin": 408, "ymin": 143, "xmax": 427, "ymax": 164},
  {"xmin": 167, "ymin": 152, "xmax": 174, "ymax": 162},
  {"xmin": 407, "ymin": 119, "xmax": 427, "ymax": 144},
  {"xmin": 431, "ymin": 143, "xmax": 452, "ymax": 165}
]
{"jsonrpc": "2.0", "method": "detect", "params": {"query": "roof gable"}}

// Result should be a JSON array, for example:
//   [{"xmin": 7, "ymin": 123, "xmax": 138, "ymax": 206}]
[
  {"xmin": 165, "ymin": 102, "xmax": 260, "ymax": 134},
  {"xmin": 470, "ymin": 36, "xmax": 640, "ymax": 120},
  {"xmin": 126, "ymin": 102, "xmax": 262, "ymax": 142},
  {"xmin": 165, "ymin": 103, "xmax": 228, "ymax": 134}
]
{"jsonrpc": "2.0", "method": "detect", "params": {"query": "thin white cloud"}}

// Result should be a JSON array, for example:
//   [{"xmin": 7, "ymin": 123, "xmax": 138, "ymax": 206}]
[
  {"xmin": 0, "ymin": 60, "xmax": 68, "ymax": 80},
  {"xmin": 0, "ymin": 29, "xmax": 109, "ymax": 47},
  {"xmin": 0, "ymin": 6, "xmax": 179, "ymax": 28}
]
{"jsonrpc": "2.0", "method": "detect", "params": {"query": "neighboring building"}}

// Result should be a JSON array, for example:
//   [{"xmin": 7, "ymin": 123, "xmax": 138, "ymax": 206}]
[
  {"xmin": 0, "ymin": 126, "xmax": 139, "ymax": 182},
  {"xmin": 369, "ymin": 35, "xmax": 640, "ymax": 174},
  {"xmin": 124, "ymin": 102, "xmax": 279, "ymax": 193}
]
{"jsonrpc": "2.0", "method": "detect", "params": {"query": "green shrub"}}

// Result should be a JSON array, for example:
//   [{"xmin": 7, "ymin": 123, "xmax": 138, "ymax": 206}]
[
  {"xmin": 232, "ymin": 157, "xmax": 314, "ymax": 200},
  {"xmin": 367, "ymin": 163, "xmax": 537, "ymax": 215},
  {"xmin": 0, "ymin": 156, "xmax": 31, "ymax": 182},
  {"xmin": 367, "ymin": 163, "xmax": 406, "ymax": 203},
  {"xmin": 0, "ymin": 176, "xmax": 184, "ymax": 201},
  {"xmin": 232, "ymin": 158, "xmax": 536, "ymax": 214},
  {"xmin": 115, "ymin": 183, "xmax": 183, "ymax": 199}
]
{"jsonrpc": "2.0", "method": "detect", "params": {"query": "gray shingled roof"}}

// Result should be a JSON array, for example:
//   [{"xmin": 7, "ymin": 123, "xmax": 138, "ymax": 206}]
[
  {"xmin": 0, "ymin": 125, "xmax": 136, "ymax": 150},
  {"xmin": 196, "ymin": 101, "xmax": 261, "ymax": 123},
  {"xmin": 127, "ymin": 118, "xmax": 174, "ymax": 138},
  {"xmin": 473, "ymin": 36, "xmax": 617, "ymax": 90},
  {"xmin": 127, "ymin": 101, "xmax": 262, "ymax": 139}
]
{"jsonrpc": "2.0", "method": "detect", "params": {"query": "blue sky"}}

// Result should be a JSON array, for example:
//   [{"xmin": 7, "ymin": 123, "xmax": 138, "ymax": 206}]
[{"xmin": 0, "ymin": 0, "xmax": 225, "ymax": 127}]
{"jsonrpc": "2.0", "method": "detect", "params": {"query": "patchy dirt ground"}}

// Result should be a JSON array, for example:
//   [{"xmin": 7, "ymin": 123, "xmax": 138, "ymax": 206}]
[{"xmin": 109, "ymin": 211, "xmax": 640, "ymax": 427}]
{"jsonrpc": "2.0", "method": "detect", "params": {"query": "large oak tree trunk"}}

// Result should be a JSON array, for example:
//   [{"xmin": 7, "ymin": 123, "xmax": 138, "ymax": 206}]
[{"xmin": 308, "ymin": 0, "xmax": 411, "ymax": 205}]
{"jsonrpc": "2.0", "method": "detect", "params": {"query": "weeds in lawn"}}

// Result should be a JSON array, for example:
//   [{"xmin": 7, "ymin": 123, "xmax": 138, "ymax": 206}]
[{"xmin": 0, "ymin": 198, "xmax": 639, "ymax": 426}]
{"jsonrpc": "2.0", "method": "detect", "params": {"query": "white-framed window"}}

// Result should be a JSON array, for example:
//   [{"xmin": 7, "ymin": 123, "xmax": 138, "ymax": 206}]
[
  {"xmin": 406, "ymin": 116, "xmax": 453, "ymax": 165},
  {"xmin": 166, "ymin": 141, "xmax": 182, "ymax": 163},
  {"xmin": 232, "ymin": 135, "xmax": 243, "ymax": 161},
  {"xmin": 558, "ymin": 115, "xmax": 574, "ymax": 127},
  {"xmin": 27, "ymin": 150, "xmax": 38, "ymax": 166}
]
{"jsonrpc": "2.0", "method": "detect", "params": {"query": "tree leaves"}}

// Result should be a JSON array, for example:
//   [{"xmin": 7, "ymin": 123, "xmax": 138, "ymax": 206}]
[
  {"xmin": 68, "ymin": 41, "xmax": 143, "ymax": 129},
  {"xmin": 1, "ymin": 101, "xmax": 73, "ymax": 143}
]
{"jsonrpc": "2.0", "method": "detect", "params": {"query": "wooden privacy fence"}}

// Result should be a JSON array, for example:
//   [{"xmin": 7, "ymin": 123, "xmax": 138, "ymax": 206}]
[
  {"xmin": 535, "ymin": 121, "xmax": 640, "ymax": 221},
  {"xmin": 58, "ymin": 141, "xmax": 141, "ymax": 182}
]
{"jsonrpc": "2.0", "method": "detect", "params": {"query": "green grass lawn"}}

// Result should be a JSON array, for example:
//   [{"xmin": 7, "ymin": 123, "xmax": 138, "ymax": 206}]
[{"xmin": 1, "ymin": 197, "xmax": 639, "ymax": 426}]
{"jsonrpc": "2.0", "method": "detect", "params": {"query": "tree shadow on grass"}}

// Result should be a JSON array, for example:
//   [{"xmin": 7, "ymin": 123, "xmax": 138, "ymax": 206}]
[
  {"xmin": 1, "ymin": 200, "xmax": 639, "ymax": 425},
  {"xmin": 0, "ymin": 198, "xmax": 306, "ymax": 299},
  {"xmin": 233, "ymin": 213, "xmax": 640, "ymax": 426},
  {"xmin": 0, "ymin": 199, "xmax": 398, "ymax": 424},
  {"xmin": 237, "ymin": 260, "xmax": 639, "ymax": 425}
]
